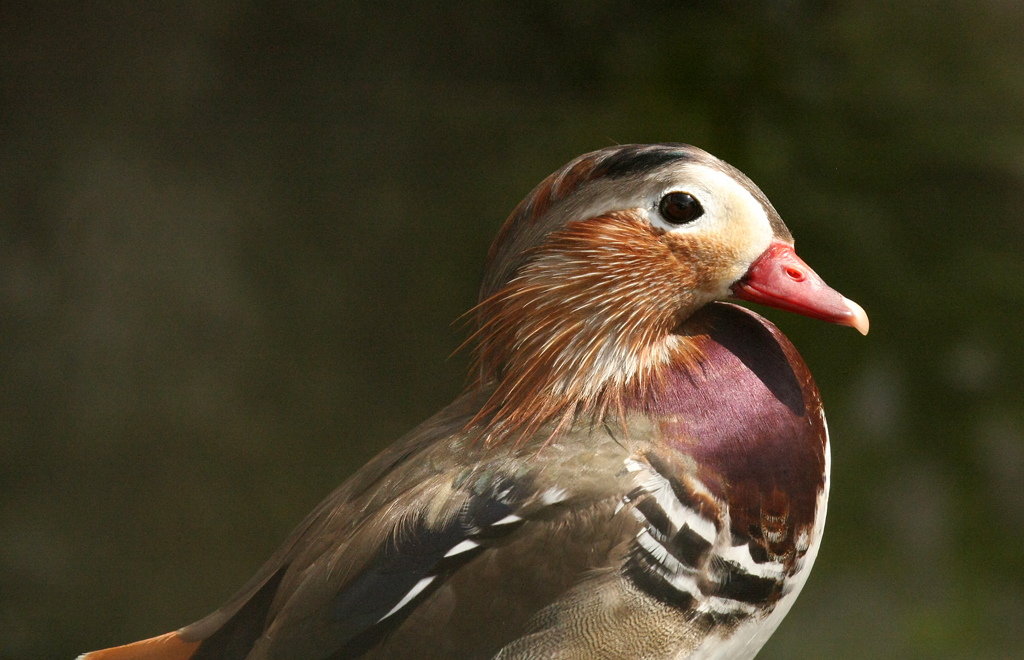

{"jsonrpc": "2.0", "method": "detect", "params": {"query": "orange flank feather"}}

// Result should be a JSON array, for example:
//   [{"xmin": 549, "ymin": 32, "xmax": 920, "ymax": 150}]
[{"xmin": 78, "ymin": 632, "xmax": 199, "ymax": 660}]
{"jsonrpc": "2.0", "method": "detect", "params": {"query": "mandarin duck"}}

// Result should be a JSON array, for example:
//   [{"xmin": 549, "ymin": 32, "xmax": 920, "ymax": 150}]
[{"xmin": 80, "ymin": 144, "xmax": 868, "ymax": 660}]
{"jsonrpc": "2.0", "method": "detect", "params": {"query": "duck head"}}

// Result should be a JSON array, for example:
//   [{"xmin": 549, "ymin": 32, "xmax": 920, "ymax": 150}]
[{"xmin": 471, "ymin": 144, "xmax": 867, "ymax": 445}]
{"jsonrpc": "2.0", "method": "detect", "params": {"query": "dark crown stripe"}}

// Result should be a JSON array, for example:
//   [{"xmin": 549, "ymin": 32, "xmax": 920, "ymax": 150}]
[{"xmin": 594, "ymin": 146, "xmax": 692, "ymax": 179}]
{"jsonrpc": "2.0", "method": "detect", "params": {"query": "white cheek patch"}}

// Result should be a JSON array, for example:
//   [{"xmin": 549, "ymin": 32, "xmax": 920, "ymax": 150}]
[
  {"xmin": 557, "ymin": 163, "xmax": 779, "ymax": 299},
  {"xmin": 651, "ymin": 165, "xmax": 776, "ymax": 295},
  {"xmin": 707, "ymin": 168, "xmax": 775, "ymax": 268}
]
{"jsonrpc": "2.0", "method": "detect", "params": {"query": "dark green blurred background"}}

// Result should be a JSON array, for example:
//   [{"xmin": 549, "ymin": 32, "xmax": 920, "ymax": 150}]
[{"xmin": 2, "ymin": 2, "xmax": 1023, "ymax": 658}]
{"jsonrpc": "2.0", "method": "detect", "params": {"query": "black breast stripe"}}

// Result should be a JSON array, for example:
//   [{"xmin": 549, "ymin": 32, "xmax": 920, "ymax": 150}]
[
  {"xmin": 708, "ymin": 558, "xmax": 782, "ymax": 604},
  {"xmin": 620, "ymin": 455, "xmax": 786, "ymax": 619}
]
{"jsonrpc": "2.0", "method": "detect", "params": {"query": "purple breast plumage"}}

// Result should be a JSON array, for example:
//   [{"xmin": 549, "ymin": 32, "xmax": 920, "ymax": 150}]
[{"xmin": 616, "ymin": 303, "xmax": 830, "ymax": 657}]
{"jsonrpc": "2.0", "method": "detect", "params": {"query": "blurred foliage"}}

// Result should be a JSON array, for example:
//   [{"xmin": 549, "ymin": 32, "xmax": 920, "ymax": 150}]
[{"xmin": 2, "ymin": 2, "xmax": 1023, "ymax": 658}]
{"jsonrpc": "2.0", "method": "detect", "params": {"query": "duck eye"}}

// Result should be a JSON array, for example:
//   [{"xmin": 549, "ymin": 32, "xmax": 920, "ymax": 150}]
[{"xmin": 658, "ymin": 192, "xmax": 704, "ymax": 226}]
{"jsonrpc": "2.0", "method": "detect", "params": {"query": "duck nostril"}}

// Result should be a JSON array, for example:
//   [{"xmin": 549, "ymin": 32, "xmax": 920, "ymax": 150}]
[{"xmin": 785, "ymin": 267, "xmax": 805, "ymax": 282}]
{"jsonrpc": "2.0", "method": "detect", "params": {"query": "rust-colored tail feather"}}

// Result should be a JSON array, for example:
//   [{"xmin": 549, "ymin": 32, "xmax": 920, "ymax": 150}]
[{"xmin": 77, "ymin": 632, "xmax": 200, "ymax": 660}]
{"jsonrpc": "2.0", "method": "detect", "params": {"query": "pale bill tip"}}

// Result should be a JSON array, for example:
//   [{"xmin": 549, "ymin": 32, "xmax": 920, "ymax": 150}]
[{"xmin": 843, "ymin": 296, "xmax": 870, "ymax": 336}]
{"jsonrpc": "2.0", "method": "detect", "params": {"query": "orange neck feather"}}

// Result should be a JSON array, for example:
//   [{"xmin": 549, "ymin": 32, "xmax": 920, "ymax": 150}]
[{"xmin": 467, "ymin": 212, "xmax": 709, "ymax": 447}]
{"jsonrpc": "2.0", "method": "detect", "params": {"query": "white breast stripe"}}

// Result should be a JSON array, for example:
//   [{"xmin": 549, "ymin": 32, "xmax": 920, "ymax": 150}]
[
  {"xmin": 491, "ymin": 513, "xmax": 523, "ymax": 526},
  {"xmin": 624, "ymin": 458, "xmax": 646, "ymax": 473},
  {"xmin": 687, "ymin": 417, "xmax": 832, "ymax": 660},
  {"xmin": 697, "ymin": 594, "xmax": 757, "ymax": 617},
  {"xmin": 636, "ymin": 528, "xmax": 692, "ymax": 579},
  {"xmin": 630, "ymin": 461, "xmax": 718, "ymax": 544},
  {"xmin": 622, "ymin": 454, "xmax": 792, "ymax": 624},
  {"xmin": 718, "ymin": 543, "xmax": 786, "ymax": 581},
  {"xmin": 635, "ymin": 526, "xmax": 755, "ymax": 618}
]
